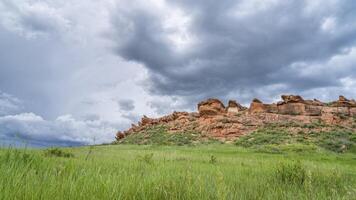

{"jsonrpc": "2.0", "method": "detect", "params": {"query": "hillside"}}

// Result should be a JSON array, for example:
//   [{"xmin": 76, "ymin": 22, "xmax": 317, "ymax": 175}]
[{"xmin": 115, "ymin": 95, "xmax": 356, "ymax": 152}]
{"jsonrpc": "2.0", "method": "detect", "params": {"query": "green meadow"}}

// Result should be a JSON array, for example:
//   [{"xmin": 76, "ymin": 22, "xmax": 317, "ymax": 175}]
[{"xmin": 1, "ymin": 143, "xmax": 356, "ymax": 200}]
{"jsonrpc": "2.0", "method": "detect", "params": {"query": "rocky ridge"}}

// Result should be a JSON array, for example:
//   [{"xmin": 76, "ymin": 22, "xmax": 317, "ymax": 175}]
[{"xmin": 116, "ymin": 95, "xmax": 356, "ymax": 142}]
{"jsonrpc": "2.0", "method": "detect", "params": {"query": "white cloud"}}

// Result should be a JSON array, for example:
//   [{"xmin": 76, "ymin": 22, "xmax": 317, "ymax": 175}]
[
  {"xmin": 0, "ymin": 91, "xmax": 22, "ymax": 116},
  {"xmin": 0, "ymin": 112, "xmax": 122, "ymax": 146},
  {"xmin": 321, "ymin": 17, "xmax": 337, "ymax": 33}
]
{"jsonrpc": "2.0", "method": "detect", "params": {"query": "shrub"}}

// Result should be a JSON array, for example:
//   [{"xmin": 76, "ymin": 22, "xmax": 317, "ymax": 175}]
[
  {"xmin": 209, "ymin": 155, "xmax": 217, "ymax": 164},
  {"xmin": 275, "ymin": 161, "xmax": 307, "ymax": 185},
  {"xmin": 44, "ymin": 148, "xmax": 74, "ymax": 158}
]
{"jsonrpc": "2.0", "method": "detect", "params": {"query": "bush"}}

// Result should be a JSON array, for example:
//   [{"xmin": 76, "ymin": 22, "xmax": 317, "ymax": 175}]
[
  {"xmin": 209, "ymin": 155, "xmax": 217, "ymax": 164},
  {"xmin": 275, "ymin": 161, "xmax": 307, "ymax": 185},
  {"xmin": 44, "ymin": 148, "xmax": 74, "ymax": 158}
]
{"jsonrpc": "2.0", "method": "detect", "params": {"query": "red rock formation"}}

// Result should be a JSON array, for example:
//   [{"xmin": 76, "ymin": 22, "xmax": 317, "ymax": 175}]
[
  {"xmin": 227, "ymin": 100, "xmax": 247, "ymax": 113},
  {"xmin": 116, "ymin": 94, "xmax": 356, "ymax": 142},
  {"xmin": 330, "ymin": 95, "xmax": 356, "ymax": 107},
  {"xmin": 249, "ymin": 98, "xmax": 266, "ymax": 113},
  {"xmin": 280, "ymin": 95, "xmax": 305, "ymax": 104},
  {"xmin": 198, "ymin": 98, "xmax": 226, "ymax": 116}
]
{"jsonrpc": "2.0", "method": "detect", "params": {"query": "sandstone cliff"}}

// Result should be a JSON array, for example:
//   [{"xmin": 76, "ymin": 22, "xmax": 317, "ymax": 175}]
[{"xmin": 116, "ymin": 95, "xmax": 356, "ymax": 142}]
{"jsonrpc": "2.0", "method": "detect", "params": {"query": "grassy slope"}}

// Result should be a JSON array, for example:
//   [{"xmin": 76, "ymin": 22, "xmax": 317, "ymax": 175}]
[
  {"xmin": 235, "ymin": 126, "xmax": 356, "ymax": 154},
  {"xmin": 1, "ymin": 144, "xmax": 356, "ymax": 200}
]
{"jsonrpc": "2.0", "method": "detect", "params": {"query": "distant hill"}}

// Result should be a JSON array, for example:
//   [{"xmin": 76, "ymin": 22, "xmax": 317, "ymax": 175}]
[{"xmin": 114, "ymin": 95, "xmax": 356, "ymax": 152}]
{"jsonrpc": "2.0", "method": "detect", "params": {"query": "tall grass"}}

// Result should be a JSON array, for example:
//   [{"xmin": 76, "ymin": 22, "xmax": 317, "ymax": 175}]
[{"xmin": 0, "ymin": 145, "xmax": 355, "ymax": 199}]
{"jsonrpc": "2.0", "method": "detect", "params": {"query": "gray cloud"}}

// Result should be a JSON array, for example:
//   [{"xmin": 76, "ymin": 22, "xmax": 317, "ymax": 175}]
[
  {"xmin": 118, "ymin": 99, "xmax": 135, "ymax": 111},
  {"xmin": 112, "ymin": 0, "xmax": 356, "ymax": 103}
]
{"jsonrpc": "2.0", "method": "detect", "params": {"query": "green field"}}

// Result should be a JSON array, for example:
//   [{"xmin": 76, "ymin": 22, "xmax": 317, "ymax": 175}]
[{"xmin": 1, "ymin": 144, "xmax": 356, "ymax": 200}]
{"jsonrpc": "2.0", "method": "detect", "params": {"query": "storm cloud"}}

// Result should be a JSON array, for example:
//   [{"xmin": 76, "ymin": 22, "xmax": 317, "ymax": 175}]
[{"xmin": 112, "ymin": 0, "xmax": 356, "ymax": 103}]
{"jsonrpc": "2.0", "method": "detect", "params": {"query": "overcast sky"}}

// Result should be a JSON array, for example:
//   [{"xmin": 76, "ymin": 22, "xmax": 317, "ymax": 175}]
[{"xmin": 1, "ymin": 0, "xmax": 356, "ymax": 146}]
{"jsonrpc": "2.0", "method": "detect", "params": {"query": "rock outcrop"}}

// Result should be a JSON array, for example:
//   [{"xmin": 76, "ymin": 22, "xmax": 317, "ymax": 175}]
[
  {"xmin": 329, "ymin": 96, "xmax": 356, "ymax": 107},
  {"xmin": 249, "ymin": 98, "xmax": 266, "ymax": 113},
  {"xmin": 226, "ymin": 100, "xmax": 247, "ymax": 114},
  {"xmin": 198, "ymin": 98, "xmax": 226, "ymax": 116},
  {"xmin": 116, "ymin": 95, "xmax": 356, "ymax": 142}
]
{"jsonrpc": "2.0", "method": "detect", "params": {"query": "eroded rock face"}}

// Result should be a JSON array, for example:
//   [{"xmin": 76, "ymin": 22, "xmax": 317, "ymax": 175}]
[
  {"xmin": 198, "ymin": 98, "xmax": 226, "ymax": 116},
  {"xmin": 305, "ymin": 105, "xmax": 322, "ymax": 116},
  {"xmin": 265, "ymin": 104, "xmax": 278, "ymax": 113},
  {"xmin": 249, "ymin": 98, "xmax": 266, "ymax": 113},
  {"xmin": 227, "ymin": 100, "xmax": 247, "ymax": 113},
  {"xmin": 116, "ymin": 94, "xmax": 356, "ymax": 142},
  {"xmin": 278, "ymin": 103, "xmax": 305, "ymax": 115}
]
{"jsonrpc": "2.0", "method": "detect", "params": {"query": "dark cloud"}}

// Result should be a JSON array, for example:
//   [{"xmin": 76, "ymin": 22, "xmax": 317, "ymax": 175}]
[
  {"xmin": 112, "ymin": 0, "xmax": 356, "ymax": 103},
  {"xmin": 118, "ymin": 99, "xmax": 135, "ymax": 111}
]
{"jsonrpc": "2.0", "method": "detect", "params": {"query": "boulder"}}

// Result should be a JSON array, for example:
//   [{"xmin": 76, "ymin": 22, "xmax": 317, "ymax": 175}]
[
  {"xmin": 280, "ymin": 95, "xmax": 305, "ymax": 104},
  {"xmin": 141, "ymin": 115, "xmax": 152, "ymax": 126},
  {"xmin": 252, "ymin": 98, "xmax": 262, "ymax": 103},
  {"xmin": 339, "ymin": 95, "xmax": 348, "ymax": 102},
  {"xmin": 249, "ymin": 99, "xmax": 266, "ymax": 113},
  {"xmin": 198, "ymin": 98, "xmax": 226, "ymax": 116},
  {"xmin": 116, "ymin": 131, "xmax": 125, "ymax": 140},
  {"xmin": 226, "ymin": 100, "xmax": 247, "ymax": 113},
  {"xmin": 141, "ymin": 115, "xmax": 158, "ymax": 126}
]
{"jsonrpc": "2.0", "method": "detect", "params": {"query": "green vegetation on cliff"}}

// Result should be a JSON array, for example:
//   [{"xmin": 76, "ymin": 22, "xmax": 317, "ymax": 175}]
[
  {"xmin": 235, "ymin": 127, "xmax": 356, "ymax": 153},
  {"xmin": 114, "ymin": 125, "xmax": 210, "ymax": 146}
]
